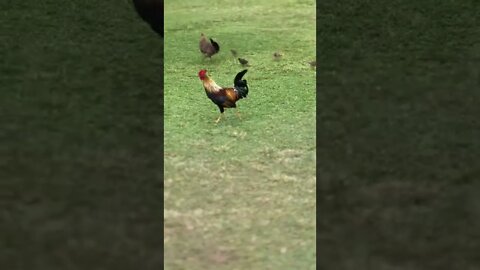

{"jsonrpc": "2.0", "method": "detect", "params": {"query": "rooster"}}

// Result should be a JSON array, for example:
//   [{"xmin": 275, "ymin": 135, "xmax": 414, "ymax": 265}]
[
  {"xmin": 198, "ymin": 69, "xmax": 249, "ymax": 124},
  {"xmin": 199, "ymin": 33, "xmax": 220, "ymax": 58}
]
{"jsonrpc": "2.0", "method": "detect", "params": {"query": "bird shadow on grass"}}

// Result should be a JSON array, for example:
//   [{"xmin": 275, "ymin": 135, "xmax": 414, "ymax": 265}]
[{"xmin": 198, "ymin": 55, "xmax": 224, "ymax": 64}]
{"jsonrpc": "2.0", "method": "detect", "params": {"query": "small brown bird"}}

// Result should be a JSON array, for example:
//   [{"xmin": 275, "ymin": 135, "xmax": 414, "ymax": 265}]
[
  {"xmin": 238, "ymin": 58, "xmax": 250, "ymax": 67},
  {"xmin": 308, "ymin": 60, "xmax": 316, "ymax": 68},
  {"xmin": 273, "ymin": 52, "xmax": 282, "ymax": 60},
  {"xmin": 230, "ymin": 49, "xmax": 238, "ymax": 57},
  {"xmin": 199, "ymin": 33, "xmax": 220, "ymax": 58}
]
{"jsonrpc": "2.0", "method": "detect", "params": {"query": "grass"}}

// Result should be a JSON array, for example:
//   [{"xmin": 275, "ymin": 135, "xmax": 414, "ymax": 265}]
[
  {"xmin": 1, "ymin": 1, "xmax": 163, "ymax": 269},
  {"xmin": 318, "ymin": 1, "xmax": 480, "ymax": 269},
  {"xmin": 164, "ymin": 0, "xmax": 316, "ymax": 269}
]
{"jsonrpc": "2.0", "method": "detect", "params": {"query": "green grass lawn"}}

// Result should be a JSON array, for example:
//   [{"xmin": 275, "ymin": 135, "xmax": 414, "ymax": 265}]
[
  {"xmin": 318, "ymin": 1, "xmax": 480, "ymax": 269},
  {"xmin": 164, "ymin": 0, "xmax": 316, "ymax": 269},
  {"xmin": 1, "ymin": 1, "xmax": 163, "ymax": 269}
]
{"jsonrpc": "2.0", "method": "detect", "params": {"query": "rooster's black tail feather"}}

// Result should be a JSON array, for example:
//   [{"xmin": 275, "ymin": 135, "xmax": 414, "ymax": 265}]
[{"xmin": 234, "ymin": 69, "xmax": 248, "ymax": 99}]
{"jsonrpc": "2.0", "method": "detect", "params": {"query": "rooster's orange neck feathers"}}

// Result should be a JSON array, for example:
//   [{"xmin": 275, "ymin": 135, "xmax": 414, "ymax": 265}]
[{"xmin": 202, "ymin": 77, "xmax": 222, "ymax": 93}]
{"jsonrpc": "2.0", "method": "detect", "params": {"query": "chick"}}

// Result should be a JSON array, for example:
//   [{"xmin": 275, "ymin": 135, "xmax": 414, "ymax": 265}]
[
  {"xmin": 238, "ymin": 58, "xmax": 250, "ymax": 67},
  {"xmin": 273, "ymin": 52, "xmax": 283, "ymax": 60}
]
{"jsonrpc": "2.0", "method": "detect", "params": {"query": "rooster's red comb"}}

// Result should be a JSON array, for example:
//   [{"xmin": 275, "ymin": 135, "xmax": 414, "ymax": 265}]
[{"xmin": 198, "ymin": 69, "xmax": 207, "ymax": 76}]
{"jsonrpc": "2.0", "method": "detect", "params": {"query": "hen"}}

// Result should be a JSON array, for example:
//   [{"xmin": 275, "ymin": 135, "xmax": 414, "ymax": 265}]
[{"xmin": 199, "ymin": 33, "xmax": 220, "ymax": 58}]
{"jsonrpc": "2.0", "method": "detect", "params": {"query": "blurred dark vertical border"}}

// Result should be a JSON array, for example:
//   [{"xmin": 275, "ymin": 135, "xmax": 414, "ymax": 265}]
[
  {"xmin": 132, "ymin": 0, "xmax": 164, "ymax": 268},
  {"xmin": 317, "ymin": 0, "xmax": 480, "ymax": 269},
  {"xmin": 0, "ymin": 0, "xmax": 164, "ymax": 269}
]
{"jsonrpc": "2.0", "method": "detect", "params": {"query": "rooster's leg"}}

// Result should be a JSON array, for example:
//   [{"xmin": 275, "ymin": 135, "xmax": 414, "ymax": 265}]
[
  {"xmin": 215, "ymin": 113, "xmax": 224, "ymax": 124},
  {"xmin": 215, "ymin": 105, "xmax": 225, "ymax": 124},
  {"xmin": 235, "ymin": 109, "xmax": 242, "ymax": 120},
  {"xmin": 215, "ymin": 106, "xmax": 225, "ymax": 124}
]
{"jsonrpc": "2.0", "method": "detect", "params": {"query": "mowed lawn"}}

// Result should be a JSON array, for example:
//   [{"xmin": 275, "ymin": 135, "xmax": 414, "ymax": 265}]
[
  {"xmin": 164, "ymin": 0, "xmax": 316, "ymax": 269},
  {"xmin": 318, "ymin": 1, "xmax": 480, "ymax": 269},
  {"xmin": 1, "ymin": 1, "xmax": 163, "ymax": 269}
]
